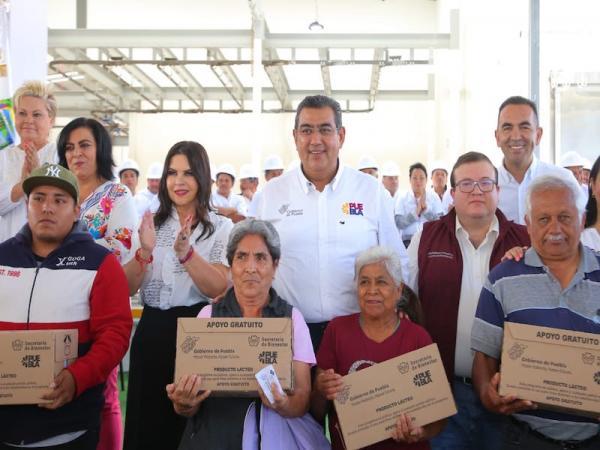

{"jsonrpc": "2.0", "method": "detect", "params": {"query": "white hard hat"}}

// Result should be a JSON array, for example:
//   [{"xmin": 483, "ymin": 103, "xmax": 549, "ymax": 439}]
[
  {"xmin": 582, "ymin": 158, "xmax": 592, "ymax": 171},
  {"xmin": 118, "ymin": 159, "xmax": 140, "ymax": 177},
  {"xmin": 357, "ymin": 155, "xmax": 379, "ymax": 171},
  {"xmin": 239, "ymin": 163, "xmax": 260, "ymax": 179},
  {"xmin": 381, "ymin": 161, "xmax": 400, "ymax": 177},
  {"xmin": 147, "ymin": 162, "xmax": 163, "ymax": 179},
  {"xmin": 430, "ymin": 160, "xmax": 448, "ymax": 173},
  {"xmin": 561, "ymin": 151, "xmax": 585, "ymax": 168},
  {"xmin": 216, "ymin": 163, "xmax": 236, "ymax": 180},
  {"xmin": 263, "ymin": 154, "xmax": 284, "ymax": 171}
]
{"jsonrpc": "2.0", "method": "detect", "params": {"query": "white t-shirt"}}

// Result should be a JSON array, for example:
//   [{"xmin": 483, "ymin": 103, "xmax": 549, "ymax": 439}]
[
  {"xmin": 497, "ymin": 156, "xmax": 576, "ymax": 225},
  {"xmin": 134, "ymin": 188, "xmax": 159, "ymax": 218},
  {"xmin": 211, "ymin": 192, "xmax": 247, "ymax": 216},
  {"xmin": 394, "ymin": 189, "xmax": 444, "ymax": 240},
  {"xmin": 247, "ymin": 189, "xmax": 262, "ymax": 218},
  {"xmin": 0, "ymin": 142, "xmax": 57, "ymax": 243},
  {"xmin": 254, "ymin": 164, "xmax": 408, "ymax": 323},
  {"xmin": 581, "ymin": 227, "xmax": 600, "ymax": 252},
  {"xmin": 140, "ymin": 210, "xmax": 232, "ymax": 309}
]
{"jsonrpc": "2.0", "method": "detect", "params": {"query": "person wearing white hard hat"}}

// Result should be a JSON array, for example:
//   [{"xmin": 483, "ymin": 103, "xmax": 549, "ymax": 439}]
[
  {"xmin": 357, "ymin": 155, "xmax": 379, "ymax": 178},
  {"xmin": 395, "ymin": 162, "xmax": 444, "ymax": 247},
  {"xmin": 263, "ymin": 154, "xmax": 285, "ymax": 181},
  {"xmin": 211, "ymin": 163, "xmax": 247, "ymax": 223},
  {"xmin": 561, "ymin": 151, "xmax": 589, "ymax": 204},
  {"xmin": 247, "ymin": 156, "xmax": 285, "ymax": 218},
  {"xmin": 381, "ymin": 161, "xmax": 401, "ymax": 199},
  {"xmin": 430, "ymin": 160, "xmax": 453, "ymax": 213},
  {"xmin": 582, "ymin": 157, "xmax": 592, "ymax": 187},
  {"xmin": 134, "ymin": 162, "xmax": 162, "ymax": 218},
  {"xmin": 118, "ymin": 159, "xmax": 140, "ymax": 195},
  {"xmin": 238, "ymin": 163, "xmax": 260, "ymax": 204}
]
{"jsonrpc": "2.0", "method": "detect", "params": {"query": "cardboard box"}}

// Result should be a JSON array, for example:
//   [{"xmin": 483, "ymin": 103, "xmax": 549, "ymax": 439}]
[
  {"xmin": 0, "ymin": 329, "xmax": 78, "ymax": 405},
  {"xmin": 174, "ymin": 318, "xmax": 293, "ymax": 394},
  {"xmin": 500, "ymin": 322, "xmax": 600, "ymax": 417},
  {"xmin": 333, "ymin": 343, "xmax": 456, "ymax": 450}
]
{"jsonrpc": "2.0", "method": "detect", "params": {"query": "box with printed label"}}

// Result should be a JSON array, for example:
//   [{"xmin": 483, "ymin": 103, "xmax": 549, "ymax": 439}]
[
  {"xmin": 174, "ymin": 318, "xmax": 292, "ymax": 394},
  {"xmin": 334, "ymin": 343, "xmax": 456, "ymax": 450},
  {"xmin": 500, "ymin": 322, "xmax": 600, "ymax": 417},
  {"xmin": 0, "ymin": 329, "xmax": 78, "ymax": 405}
]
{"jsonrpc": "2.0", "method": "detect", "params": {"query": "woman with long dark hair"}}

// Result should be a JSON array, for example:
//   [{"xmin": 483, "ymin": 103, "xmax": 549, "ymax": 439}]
[
  {"xmin": 57, "ymin": 117, "xmax": 137, "ymax": 450},
  {"xmin": 582, "ymin": 155, "xmax": 600, "ymax": 251},
  {"xmin": 123, "ymin": 141, "xmax": 232, "ymax": 450}
]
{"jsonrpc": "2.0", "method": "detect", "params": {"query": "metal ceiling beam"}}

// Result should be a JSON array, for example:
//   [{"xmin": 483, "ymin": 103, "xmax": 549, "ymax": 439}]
[
  {"xmin": 105, "ymin": 48, "xmax": 161, "ymax": 90},
  {"xmin": 55, "ymin": 87, "xmax": 431, "ymax": 107},
  {"xmin": 368, "ymin": 49, "xmax": 384, "ymax": 109},
  {"xmin": 48, "ymin": 12, "xmax": 459, "ymax": 50},
  {"xmin": 51, "ymin": 48, "xmax": 126, "ymax": 97},
  {"xmin": 102, "ymin": 48, "xmax": 162, "ymax": 109},
  {"xmin": 160, "ymin": 48, "xmax": 205, "ymax": 104},
  {"xmin": 49, "ymin": 29, "xmax": 253, "ymax": 49},
  {"xmin": 263, "ymin": 47, "xmax": 292, "ymax": 110},
  {"xmin": 319, "ymin": 49, "xmax": 332, "ymax": 96},
  {"xmin": 207, "ymin": 48, "xmax": 245, "ymax": 108}
]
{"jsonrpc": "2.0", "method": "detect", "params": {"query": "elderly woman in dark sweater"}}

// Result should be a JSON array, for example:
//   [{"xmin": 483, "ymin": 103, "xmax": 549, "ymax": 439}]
[{"xmin": 167, "ymin": 219, "xmax": 317, "ymax": 450}]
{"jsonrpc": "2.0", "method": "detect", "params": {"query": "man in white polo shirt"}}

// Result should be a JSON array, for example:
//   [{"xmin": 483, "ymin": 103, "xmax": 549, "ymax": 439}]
[
  {"xmin": 254, "ymin": 95, "xmax": 407, "ymax": 350},
  {"xmin": 495, "ymin": 96, "xmax": 574, "ymax": 225},
  {"xmin": 211, "ymin": 163, "xmax": 247, "ymax": 223}
]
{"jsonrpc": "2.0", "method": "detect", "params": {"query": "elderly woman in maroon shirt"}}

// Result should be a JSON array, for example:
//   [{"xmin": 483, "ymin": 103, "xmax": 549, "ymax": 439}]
[{"xmin": 311, "ymin": 246, "xmax": 446, "ymax": 450}]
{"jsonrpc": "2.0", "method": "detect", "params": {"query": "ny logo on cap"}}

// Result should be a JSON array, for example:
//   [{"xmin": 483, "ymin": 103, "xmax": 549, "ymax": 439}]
[{"xmin": 45, "ymin": 166, "xmax": 61, "ymax": 177}]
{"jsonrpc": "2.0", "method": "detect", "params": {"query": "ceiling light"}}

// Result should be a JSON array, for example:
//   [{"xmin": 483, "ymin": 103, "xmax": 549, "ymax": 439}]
[
  {"xmin": 308, "ymin": 0, "xmax": 324, "ymax": 31},
  {"xmin": 308, "ymin": 20, "xmax": 324, "ymax": 31}
]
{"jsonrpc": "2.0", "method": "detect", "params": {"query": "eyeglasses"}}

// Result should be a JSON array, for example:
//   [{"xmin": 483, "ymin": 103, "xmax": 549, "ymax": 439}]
[
  {"xmin": 455, "ymin": 178, "xmax": 496, "ymax": 193},
  {"xmin": 297, "ymin": 125, "xmax": 337, "ymax": 137}
]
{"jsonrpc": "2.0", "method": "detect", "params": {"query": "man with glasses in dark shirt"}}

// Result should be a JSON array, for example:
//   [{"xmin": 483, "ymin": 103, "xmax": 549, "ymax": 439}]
[{"xmin": 406, "ymin": 152, "xmax": 530, "ymax": 450}]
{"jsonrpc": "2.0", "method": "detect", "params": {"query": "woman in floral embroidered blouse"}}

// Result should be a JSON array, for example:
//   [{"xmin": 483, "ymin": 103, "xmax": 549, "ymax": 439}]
[{"xmin": 57, "ymin": 117, "xmax": 137, "ymax": 450}]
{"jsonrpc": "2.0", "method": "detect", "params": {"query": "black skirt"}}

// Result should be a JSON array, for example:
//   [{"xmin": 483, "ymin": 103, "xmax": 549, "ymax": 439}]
[{"xmin": 123, "ymin": 303, "xmax": 204, "ymax": 450}]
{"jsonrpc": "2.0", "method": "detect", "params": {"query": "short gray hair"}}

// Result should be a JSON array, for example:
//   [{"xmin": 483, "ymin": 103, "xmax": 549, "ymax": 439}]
[
  {"xmin": 354, "ymin": 246, "xmax": 403, "ymax": 286},
  {"xmin": 226, "ymin": 219, "xmax": 281, "ymax": 265},
  {"xmin": 525, "ymin": 173, "xmax": 586, "ymax": 221}
]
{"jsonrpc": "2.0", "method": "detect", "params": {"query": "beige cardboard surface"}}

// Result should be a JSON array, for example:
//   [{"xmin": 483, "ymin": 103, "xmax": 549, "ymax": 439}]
[
  {"xmin": 334, "ymin": 343, "xmax": 456, "ymax": 450},
  {"xmin": 174, "ymin": 318, "xmax": 293, "ymax": 394},
  {"xmin": 0, "ymin": 329, "xmax": 78, "ymax": 405},
  {"xmin": 500, "ymin": 322, "xmax": 600, "ymax": 417}
]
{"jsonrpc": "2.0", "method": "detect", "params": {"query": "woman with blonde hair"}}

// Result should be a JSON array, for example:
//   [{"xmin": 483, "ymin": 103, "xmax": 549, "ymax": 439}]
[{"xmin": 0, "ymin": 80, "xmax": 58, "ymax": 242}]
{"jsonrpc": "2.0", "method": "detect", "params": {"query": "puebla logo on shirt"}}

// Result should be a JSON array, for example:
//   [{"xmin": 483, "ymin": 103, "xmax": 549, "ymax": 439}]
[{"xmin": 341, "ymin": 202, "xmax": 364, "ymax": 216}]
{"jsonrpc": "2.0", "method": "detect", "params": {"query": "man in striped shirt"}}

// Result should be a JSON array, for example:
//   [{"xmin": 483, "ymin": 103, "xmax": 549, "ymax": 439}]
[{"xmin": 471, "ymin": 173, "xmax": 600, "ymax": 449}]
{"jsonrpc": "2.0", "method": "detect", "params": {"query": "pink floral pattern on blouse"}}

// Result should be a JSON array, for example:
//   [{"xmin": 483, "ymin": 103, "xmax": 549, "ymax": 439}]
[{"xmin": 80, "ymin": 181, "xmax": 137, "ymax": 264}]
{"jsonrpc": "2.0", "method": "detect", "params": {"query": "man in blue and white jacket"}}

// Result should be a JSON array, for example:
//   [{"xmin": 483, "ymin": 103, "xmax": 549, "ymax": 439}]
[{"xmin": 0, "ymin": 163, "xmax": 132, "ymax": 449}]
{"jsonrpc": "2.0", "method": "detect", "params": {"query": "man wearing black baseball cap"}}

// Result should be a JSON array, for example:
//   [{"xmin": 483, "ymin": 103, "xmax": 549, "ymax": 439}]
[{"xmin": 0, "ymin": 163, "xmax": 132, "ymax": 449}]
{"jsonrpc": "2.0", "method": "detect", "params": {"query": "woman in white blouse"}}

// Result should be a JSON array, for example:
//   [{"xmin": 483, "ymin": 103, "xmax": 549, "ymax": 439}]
[
  {"xmin": 0, "ymin": 81, "xmax": 58, "ymax": 243},
  {"xmin": 394, "ymin": 162, "xmax": 443, "ymax": 247},
  {"xmin": 122, "ymin": 141, "xmax": 232, "ymax": 450},
  {"xmin": 582, "ymin": 155, "xmax": 600, "ymax": 251}
]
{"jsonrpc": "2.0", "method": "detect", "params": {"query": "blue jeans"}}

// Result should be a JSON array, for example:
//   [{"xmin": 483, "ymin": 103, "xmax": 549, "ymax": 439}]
[{"xmin": 431, "ymin": 378, "xmax": 507, "ymax": 450}]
